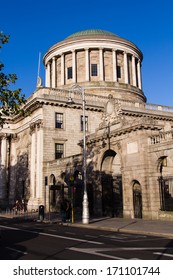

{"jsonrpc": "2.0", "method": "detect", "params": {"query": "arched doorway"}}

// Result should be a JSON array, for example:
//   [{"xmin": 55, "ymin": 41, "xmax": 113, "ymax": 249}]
[
  {"xmin": 101, "ymin": 149, "xmax": 123, "ymax": 217},
  {"xmin": 133, "ymin": 181, "xmax": 142, "ymax": 218},
  {"xmin": 158, "ymin": 156, "xmax": 173, "ymax": 211}
]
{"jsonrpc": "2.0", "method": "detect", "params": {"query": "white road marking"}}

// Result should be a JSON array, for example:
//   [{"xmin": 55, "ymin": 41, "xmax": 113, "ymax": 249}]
[
  {"xmin": 110, "ymin": 238, "xmax": 168, "ymax": 243},
  {"xmin": 85, "ymin": 235, "xmax": 97, "ymax": 238},
  {"xmin": 119, "ymin": 247, "xmax": 173, "ymax": 250},
  {"xmin": 106, "ymin": 235, "xmax": 126, "ymax": 240},
  {"xmin": 68, "ymin": 247, "xmax": 125, "ymax": 260},
  {"xmin": 154, "ymin": 252, "xmax": 173, "ymax": 258},
  {"xmin": 5, "ymin": 246, "xmax": 28, "ymax": 255},
  {"xmin": 69, "ymin": 246, "xmax": 173, "ymax": 259},
  {"xmin": 0, "ymin": 225, "xmax": 103, "ymax": 245},
  {"xmin": 70, "ymin": 246, "xmax": 173, "ymax": 252},
  {"xmin": 101, "ymin": 234, "xmax": 168, "ymax": 243},
  {"xmin": 65, "ymin": 231, "xmax": 75, "ymax": 235},
  {"xmin": 120, "ymin": 233, "xmax": 147, "ymax": 238}
]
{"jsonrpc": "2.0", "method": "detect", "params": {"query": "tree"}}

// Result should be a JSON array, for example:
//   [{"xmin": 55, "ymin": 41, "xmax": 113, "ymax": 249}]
[{"xmin": 0, "ymin": 32, "xmax": 26, "ymax": 126}]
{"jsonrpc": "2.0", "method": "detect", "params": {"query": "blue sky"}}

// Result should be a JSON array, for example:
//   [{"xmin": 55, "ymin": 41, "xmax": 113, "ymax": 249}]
[{"xmin": 1, "ymin": 0, "xmax": 173, "ymax": 106}]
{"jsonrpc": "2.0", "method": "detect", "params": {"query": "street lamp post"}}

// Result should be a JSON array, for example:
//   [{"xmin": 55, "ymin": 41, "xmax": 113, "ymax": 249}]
[
  {"xmin": 68, "ymin": 85, "xmax": 89, "ymax": 224},
  {"xmin": 81, "ymin": 87, "xmax": 89, "ymax": 224}
]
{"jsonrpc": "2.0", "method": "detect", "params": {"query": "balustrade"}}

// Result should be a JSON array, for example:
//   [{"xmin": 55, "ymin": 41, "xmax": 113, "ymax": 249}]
[{"xmin": 150, "ymin": 131, "xmax": 173, "ymax": 144}]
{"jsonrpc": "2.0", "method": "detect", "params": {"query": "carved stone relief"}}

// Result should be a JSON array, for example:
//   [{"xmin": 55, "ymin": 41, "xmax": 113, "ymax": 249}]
[{"xmin": 100, "ymin": 94, "xmax": 123, "ymax": 127}]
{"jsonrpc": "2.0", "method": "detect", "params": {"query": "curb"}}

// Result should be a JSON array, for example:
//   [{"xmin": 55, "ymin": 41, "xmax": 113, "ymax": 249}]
[{"xmin": 62, "ymin": 222, "xmax": 173, "ymax": 239}]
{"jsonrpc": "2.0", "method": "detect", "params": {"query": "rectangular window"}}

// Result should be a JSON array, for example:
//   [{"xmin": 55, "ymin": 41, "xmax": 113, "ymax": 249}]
[
  {"xmin": 91, "ymin": 64, "xmax": 97, "ymax": 76},
  {"xmin": 117, "ymin": 65, "xmax": 121, "ymax": 79},
  {"xmin": 81, "ymin": 115, "xmax": 88, "ymax": 131},
  {"xmin": 55, "ymin": 143, "xmax": 64, "ymax": 159},
  {"xmin": 67, "ymin": 67, "xmax": 73, "ymax": 79},
  {"xmin": 55, "ymin": 113, "xmax": 63, "ymax": 128}
]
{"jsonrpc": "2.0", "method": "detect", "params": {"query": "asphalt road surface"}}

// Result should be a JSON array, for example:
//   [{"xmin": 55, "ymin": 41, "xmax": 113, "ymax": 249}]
[{"xmin": 0, "ymin": 219, "xmax": 173, "ymax": 260}]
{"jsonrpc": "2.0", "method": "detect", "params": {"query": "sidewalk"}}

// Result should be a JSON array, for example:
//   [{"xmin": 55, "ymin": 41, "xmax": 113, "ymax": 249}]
[
  {"xmin": 1, "ymin": 211, "xmax": 173, "ymax": 239},
  {"xmin": 63, "ymin": 217, "xmax": 173, "ymax": 239}
]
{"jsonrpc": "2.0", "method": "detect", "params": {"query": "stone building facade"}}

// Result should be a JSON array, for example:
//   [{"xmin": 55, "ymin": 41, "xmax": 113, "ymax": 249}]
[{"xmin": 0, "ymin": 29, "xmax": 173, "ymax": 220}]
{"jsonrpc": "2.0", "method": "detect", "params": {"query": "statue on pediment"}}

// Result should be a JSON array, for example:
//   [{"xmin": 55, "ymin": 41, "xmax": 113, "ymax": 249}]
[{"xmin": 37, "ymin": 76, "xmax": 42, "ymax": 88}]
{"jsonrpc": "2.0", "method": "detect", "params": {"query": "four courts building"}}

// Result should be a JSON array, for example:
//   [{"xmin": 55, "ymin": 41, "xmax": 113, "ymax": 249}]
[{"xmin": 0, "ymin": 29, "xmax": 173, "ymax": 220}]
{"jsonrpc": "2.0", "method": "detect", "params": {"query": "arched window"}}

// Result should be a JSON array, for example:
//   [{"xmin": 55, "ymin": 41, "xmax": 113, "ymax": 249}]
[{"xmin": 132, "ymin": 180, "xmax": 142, "ymax": 219}]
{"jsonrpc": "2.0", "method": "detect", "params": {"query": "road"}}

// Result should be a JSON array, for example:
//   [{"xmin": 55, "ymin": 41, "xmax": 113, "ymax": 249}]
[{"xmin": 0, "ymin": 218, "xmax": 173, "ymax": 260}]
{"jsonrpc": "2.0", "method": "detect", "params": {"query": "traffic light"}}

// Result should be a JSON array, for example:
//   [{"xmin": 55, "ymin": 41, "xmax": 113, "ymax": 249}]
[{"xmin": 69, "ymin": 175, "xmax": 75, "ymax": 187}]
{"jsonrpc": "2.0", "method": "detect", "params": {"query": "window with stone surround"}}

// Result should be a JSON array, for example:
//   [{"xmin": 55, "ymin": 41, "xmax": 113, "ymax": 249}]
[
  {"xmin": 91, "ymin": 64, "xmax": 98, "ymax": 76},
  {"xmin": 55, "ymin": 113, "xmax": 63, "ymax": 128},
  {"xmin": 55, "ymin": 143, "xmax": 64, "ymax": 159},
  {"xmin": 67, "ymin": 67, "xmax": 73, "ymax": 79},
  {"xmin": 81, "ymin": 115, "xmax": 88, "ymax": 131}
]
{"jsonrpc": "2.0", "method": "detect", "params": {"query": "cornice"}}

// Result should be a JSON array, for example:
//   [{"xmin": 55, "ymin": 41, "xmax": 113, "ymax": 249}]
[
  {"xmin": 122, "ymin": 106, "xmax": 173, "ymax": 121},
  {"xmin": 8, "ymin": 95, "xmax": 104, "ymax": 125},
  {"xmin": 3, "ymin": 87, "xmax": 173, "ymax": 126},
  {"xmin": 87, "ymin": 123, "xmax": 161, "ymax": 145},
  {"xmin": 43, "ymin": 35, "xmax": 143, "ymax": 65}
]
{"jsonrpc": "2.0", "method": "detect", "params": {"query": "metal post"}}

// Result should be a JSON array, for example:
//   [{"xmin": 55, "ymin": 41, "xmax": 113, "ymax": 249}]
[
  {"xmin": 71, "ymin": 188, "xmax": 74, "ymax": 223},
  {"xmin": 81, "ymin": 87, "xmax": 89, "ymax": 224},
  {"xmin": 67, "ymin": 85, "xmax": 89, "ymax": 224},
  {"xmin": 44, "ymin": 176, "xmax": 47, "ymax": 212},
  {"xmin": 49, "ymin": 186, "xmax": 51, "ymax": 222}
]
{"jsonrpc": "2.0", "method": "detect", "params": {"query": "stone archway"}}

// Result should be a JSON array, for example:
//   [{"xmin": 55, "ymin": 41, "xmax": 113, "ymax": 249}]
[
  {"xmin": 133, "ymin": 180, "xmax": 142, "ymax": 218},
  {"xmin": 101, "ymin": 149, "xmax": 123, "ymax": 217},
  {"xmin": 158, "ymin": 156, "xmax": 173, "ymax": 211}
]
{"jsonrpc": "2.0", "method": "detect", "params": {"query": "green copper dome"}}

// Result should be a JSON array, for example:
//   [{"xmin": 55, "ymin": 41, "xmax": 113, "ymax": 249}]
[{"xmin": 66, "ymin": 29, "xmax": 118, "ymax": 39}]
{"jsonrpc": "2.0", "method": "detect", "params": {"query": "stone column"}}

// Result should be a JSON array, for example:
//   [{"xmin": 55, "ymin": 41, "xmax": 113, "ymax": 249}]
[
  {"xmin": 85, "ymin": 48, "xmax": 89, "ymax": 81},
  {"xmin": 99, "ymin": 48, "xmax": 104, "ymax": 81},
  {"xmin": 8, "ymin": 135, "xmax": 17, "ymax": 203},
  {"xmin": 0, "ymin": 135, "xmax": 7, "ymax": 200},
  {"xmin": 36, "ymin": 121, "xmax": 43, "ymax": 201},
  {"xmin": 137, "ymin": 59, "xmax": 142, "ymax": 89},
  {"xmin": 124, "ymin": 51, "xmax": 128, "ymax": 84},
  {"xmin": 132, "ymin": 55, "xmax": 137, "ymax": 87},
  {"xmin": 112, "ymin": 49, "xmax": 117, "ymax": 82},
  {"xmin": 45, "ymin": 65, "xmax": 48, "ymax": 87},
  {"xmin": 61, "ymin": 53, "xmax": 65, "ymax": 86},
  {"xmin": 30, "ymin": 124, "xmax": 36, "ymax": 199},
  {"xmin": 52, "ymin": 57, "xmax": 56, "ymax": 88},
  {"xmin": 72, "ymin": 50, "xmax": 76, "ymax": 83},
  {"xmin": 46, "ymin": 62, "xmax": 51, "ymax": 87},
  {"xmin": 1, "ymin": 136, "xmax": 7, "ymax": 167}
]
